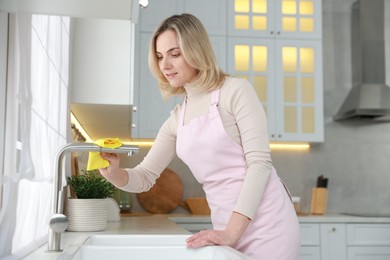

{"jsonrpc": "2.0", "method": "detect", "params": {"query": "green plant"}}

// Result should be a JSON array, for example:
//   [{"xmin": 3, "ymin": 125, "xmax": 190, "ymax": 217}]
[{"xmin": 67, "ymin": 169, "xmax": 116, "ymax": 199}]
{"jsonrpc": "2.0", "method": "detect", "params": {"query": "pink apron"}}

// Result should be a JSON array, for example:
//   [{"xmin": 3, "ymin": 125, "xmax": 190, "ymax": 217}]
[{"xmin": 176, "ymin": 88, "xmax": 300, "ymax": 259}]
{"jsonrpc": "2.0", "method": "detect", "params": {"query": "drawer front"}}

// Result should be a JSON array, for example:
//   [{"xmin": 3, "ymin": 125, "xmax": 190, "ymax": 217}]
[
  {"xmin": 347, "ymin": 224, "xmax": 390, "ymax": 245},
  {"xmin": 299, "ymin": 246, "xmax": 321, "ymax": 260},
  {"xmin": 348, "ymin": 246, "xmax": 390, "ymax": 260},
  {"xmin": 300, "ymin": 224, "xmax": 320, "ymax": 246}
]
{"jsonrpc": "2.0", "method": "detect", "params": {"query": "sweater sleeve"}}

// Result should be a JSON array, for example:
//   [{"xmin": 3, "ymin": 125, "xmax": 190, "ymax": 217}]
[
  {"xmin": 222, "ymin": 78, "xmax": 272, "ymax": 219},
  {"xmin": 120, "ymin": 106, "xmax": 180, "ymax": 193}
]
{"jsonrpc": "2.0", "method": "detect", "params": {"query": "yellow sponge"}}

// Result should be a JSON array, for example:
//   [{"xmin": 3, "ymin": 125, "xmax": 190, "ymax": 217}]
[{"xmin": 87, "ymin": 138, "xmax": 123, "ymax": 171}]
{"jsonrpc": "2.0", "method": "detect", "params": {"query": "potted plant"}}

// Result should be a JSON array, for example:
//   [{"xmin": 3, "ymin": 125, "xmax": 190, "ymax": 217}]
[{"xmin": 66, "ymin": 169, "xmax": 116, "ymax": 231}]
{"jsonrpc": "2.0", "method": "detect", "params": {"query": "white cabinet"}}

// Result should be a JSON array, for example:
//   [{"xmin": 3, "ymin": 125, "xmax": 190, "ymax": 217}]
[
  {"xmin": 300, "ymin": 224, "xmax": 321, "ymax": 260},
  {"xmin": 299, "ymin": 223, "xmax": 390, "ymax": 260},
  {"xmin": 227, "ymin": 0, "xmax": 323, "ymax": 142},
  {"xmin": 299, "ymin": 247, "xmax": 321, "ymax": 260},
  {"xmin": 71, "ymin": 18, "xmax": 132, "ymax": 105},
  {"xmin": 320, "ymin": 224, "xmax": 347, "ymax": 260},
  {"xmin": 132, "ymin": 31, "xmax": 182, "ymax": 138},
  {"xmin": 170, "ymin": 219, "xmax": 390, "ymax": 260},
  {"xmin": 346, "ymin": 224, "xmax": 390, "ymax": 260},
  {"xmin": 228, "ymin": 37, "xmax": 323, "ymax": 142},
  {"xmin": 348, "ymin": 247, "xmax": 390, "ymax": 260},
  {"xmin": 300, "ymin": 223, "xmax": 347, "ymax": 260}
]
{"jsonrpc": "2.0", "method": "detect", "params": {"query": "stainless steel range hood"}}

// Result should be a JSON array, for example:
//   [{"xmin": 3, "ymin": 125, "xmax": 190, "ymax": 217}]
[{"xmin": 334, "ymin": 0, "xmax": 390, "ymax": 121}]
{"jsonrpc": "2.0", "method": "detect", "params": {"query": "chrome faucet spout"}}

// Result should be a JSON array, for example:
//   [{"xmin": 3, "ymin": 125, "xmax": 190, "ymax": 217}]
[{"xmin": 46, "ymin": 142, "xmax": 139, "ymax": 252}]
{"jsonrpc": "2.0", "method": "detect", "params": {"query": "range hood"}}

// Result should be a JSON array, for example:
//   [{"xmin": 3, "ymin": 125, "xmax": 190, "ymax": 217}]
[{"xmin": 334, "ymin": 0, "xmax": 390, "ymax": 121}]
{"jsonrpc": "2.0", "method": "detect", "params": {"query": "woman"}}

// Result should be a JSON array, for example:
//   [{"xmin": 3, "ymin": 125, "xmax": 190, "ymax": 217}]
[{"xmin": 99, "ymin": 13, "xmax": 300, "ymax": 259}]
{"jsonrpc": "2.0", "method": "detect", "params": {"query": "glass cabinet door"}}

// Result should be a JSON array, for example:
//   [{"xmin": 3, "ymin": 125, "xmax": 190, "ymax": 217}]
[
  {"xmin": 228, "ymin": 0, "xmax": 276, "ymax": 37},
  {"xmin": 228, "ymin": 37, "xmax": 323, "ymax": 142},
  {"xmin": 275, "ymin": 0, "xmax": 321, "ymax": 39},
  {"xmin": 228, "ymin": 37, "xmax": 278, "ymax": 138},
  {"xmin": 275, "ymin": 40, "xmax": 323, "ymax": 142}
]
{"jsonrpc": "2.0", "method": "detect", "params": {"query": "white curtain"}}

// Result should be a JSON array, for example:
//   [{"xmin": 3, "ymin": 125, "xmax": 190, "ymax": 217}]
[{"xmin": 0, "ymin": 13, "xmax": 70, "ymax": 259}]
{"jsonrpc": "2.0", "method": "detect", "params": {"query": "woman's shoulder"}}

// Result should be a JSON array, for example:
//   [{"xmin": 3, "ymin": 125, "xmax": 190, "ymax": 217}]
[
  {"xmin": 224, "ymin": 76, "xmax": 250, "ymax": 84},
  {"xmin": 220, "ymin": 76, "xmax": 254, "ymax": 97},
  {"xmin": 157, "ymin": 100, "xmax": 184, "ymax": 137}
]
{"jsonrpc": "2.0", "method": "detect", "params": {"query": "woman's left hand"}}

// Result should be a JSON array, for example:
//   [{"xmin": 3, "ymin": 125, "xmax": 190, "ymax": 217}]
[
  {"xmin": 186, "ymin": 211, "xmax": 251, "ymax": 248},
  {"xmin": 185, "ymin": 229, "xmax": 239, "ymax": 248}
]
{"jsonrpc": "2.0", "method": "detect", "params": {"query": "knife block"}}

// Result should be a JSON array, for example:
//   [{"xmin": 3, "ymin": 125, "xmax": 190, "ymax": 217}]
[{"xmin": 310, "ymin": 188, "xmax": 328, "ymax": 215}]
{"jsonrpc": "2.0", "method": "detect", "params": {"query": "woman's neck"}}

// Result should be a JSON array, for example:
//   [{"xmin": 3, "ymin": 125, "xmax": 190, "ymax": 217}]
[{"xmin": 184, "ymin": 83, "xmax": 205, "ymax": 100}]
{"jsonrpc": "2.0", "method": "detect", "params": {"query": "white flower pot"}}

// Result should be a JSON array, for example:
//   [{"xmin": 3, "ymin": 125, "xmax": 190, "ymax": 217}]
[{"xmin": 66, "ymin": 198, "xmax": 108, "ymax": 232}]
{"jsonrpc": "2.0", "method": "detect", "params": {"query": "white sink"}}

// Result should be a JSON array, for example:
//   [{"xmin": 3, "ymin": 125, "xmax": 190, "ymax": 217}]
[{"xmin": 58, "ymin": 234, "xmax": 249, "ymax": 260}]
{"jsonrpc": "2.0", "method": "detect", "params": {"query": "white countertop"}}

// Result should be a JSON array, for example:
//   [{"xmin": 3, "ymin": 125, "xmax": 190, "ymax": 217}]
[
  {"xmin": 23, "ymin": 213, "xmax": 390, "ymax": 259},
  {"xmin": 169, "ymin": 213, "xmax": 390, "ymax": 223},
  {"xmin": 298, "ymin": 213, "xmax": 390, "ymax": 223}
]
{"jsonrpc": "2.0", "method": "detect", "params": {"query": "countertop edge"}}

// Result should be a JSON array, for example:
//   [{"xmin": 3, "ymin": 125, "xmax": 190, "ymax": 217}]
[{"xmin": 23, "ymin": 214, "xmax": 390, "ymax": 259}]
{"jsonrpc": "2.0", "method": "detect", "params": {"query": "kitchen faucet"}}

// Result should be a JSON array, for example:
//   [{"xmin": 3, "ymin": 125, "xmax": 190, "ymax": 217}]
[{"xmin": 47, "ymin": 142, "xmax": 139, "ymax": 252}]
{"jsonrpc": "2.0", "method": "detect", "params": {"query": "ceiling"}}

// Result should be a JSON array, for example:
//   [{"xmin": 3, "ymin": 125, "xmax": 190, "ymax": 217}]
[{"xmin": 71, "ymin": 103, "xmax": 133, "ymax": 142}]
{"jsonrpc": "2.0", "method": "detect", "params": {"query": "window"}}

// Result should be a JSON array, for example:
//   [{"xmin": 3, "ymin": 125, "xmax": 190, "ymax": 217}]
[{"xmin": 0, "ymin": 13, "xmax": 70, "ymax": 258}]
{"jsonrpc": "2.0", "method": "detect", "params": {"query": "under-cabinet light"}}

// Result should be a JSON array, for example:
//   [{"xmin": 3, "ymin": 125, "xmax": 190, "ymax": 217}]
[
  {"xmin": 270, "ymin": 143, "xmax": 310, "ymax": 150},
  {"xmin": 70, "ymin": 112, "xmax": 93, "ymax": 143},
  {"xmin": 123, "ymin": 141, "xmax": 310, "ymax": 150}
]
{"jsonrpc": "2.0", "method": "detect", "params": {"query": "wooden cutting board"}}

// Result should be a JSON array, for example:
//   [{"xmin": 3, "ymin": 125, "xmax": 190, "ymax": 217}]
[{"xmin": 137, "ymin": 168, "xmax": 184, "ymax": 214}]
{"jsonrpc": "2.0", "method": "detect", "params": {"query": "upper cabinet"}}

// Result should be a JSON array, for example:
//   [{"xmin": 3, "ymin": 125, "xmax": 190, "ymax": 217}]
[
  {"xmin": 227, "ymin": 36, "xmax": 323, "ymax": 142},
  {"xmin": 228, "ymin": 0, "xmax": 322, "ymax": 39},
  {"xmin": 133, "ymin": 0, "xmax": 323, "ymax": 142},
  {"xmin": 71, "ymin": 18, "xmax": 133, "ymax": 105},
  {"xmin": 227, "ymin": 0, "xmax": 324, "ymax": 142}
]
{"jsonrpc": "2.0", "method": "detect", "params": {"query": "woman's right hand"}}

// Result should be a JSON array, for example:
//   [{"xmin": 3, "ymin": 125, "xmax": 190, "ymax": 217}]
[{"xmin": 99, "ymin": 152, "xmax": 129, "ymax": 187}]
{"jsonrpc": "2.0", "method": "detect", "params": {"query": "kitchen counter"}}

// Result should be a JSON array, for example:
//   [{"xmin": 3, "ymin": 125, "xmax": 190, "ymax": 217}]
[
  {"xmin": 23, "ymin": 213, "xmax": 390, "ymax": 259},
  {"xmin": 298, "ymin": 213, "xmax": 390, "ymax": 223},
  {"xmin": 168, "ymin": 213, "xmax": 390, "ymax": 223}
]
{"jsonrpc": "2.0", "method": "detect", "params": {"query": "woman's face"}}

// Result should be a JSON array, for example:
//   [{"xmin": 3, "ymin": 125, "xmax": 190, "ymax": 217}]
[{"xmin": 155, "ymin": 30, "xmax": 198, "ymax": 88}]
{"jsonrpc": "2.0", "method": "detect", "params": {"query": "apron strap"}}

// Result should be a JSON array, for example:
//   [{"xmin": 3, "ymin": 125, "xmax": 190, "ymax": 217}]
[
  {"xmin": 178, "ymin": 96, "xmax": 188, "ymax": 128},
  {"xmin": 181, "ymin": 88, "xmax": 220, "ymax": 125}
]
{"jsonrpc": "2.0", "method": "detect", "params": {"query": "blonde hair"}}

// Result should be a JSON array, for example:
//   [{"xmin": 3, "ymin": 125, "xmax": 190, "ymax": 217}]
[{"xmin": 148, "ymin": 13, "xmax": 227, "ymax": 98}]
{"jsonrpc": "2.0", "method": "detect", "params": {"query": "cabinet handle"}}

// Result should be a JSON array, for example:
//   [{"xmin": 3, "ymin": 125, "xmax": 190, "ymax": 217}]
[
  {"xmin": 271, "ymin": 134, "xmax": 275, "ymax": 138},
  {"xmin": 278, "ymin": 134, "xmax": 282, "ymax": 138},
  {"xmin": 332, "ymin": 227, "xmax": 336, "ymax": 232},
  {"xmin": 132, "ymin": 124, "xmax": 136, "ymax": 128},
  {"xmin": 270, "ymin": 31, "xmax": 274, "ymax": 35},
  {"xmin": 276, "ymin": 31, "xmax": 281, "ymax": 35},
  {"xmin": 132, "ymin": 106, "xmax": 138, "ymax": 112}
]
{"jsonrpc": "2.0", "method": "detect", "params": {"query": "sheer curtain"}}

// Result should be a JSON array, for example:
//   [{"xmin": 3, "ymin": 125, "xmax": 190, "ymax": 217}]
[{"xmin": 0, "ymin": 13, "xmax": 70, "ymax": 259}]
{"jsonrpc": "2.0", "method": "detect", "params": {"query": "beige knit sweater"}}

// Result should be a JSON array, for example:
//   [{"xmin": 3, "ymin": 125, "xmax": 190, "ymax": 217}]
[{"xmin": 121, "ymin": 77, "xmax": 273, "ymax": 219}]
